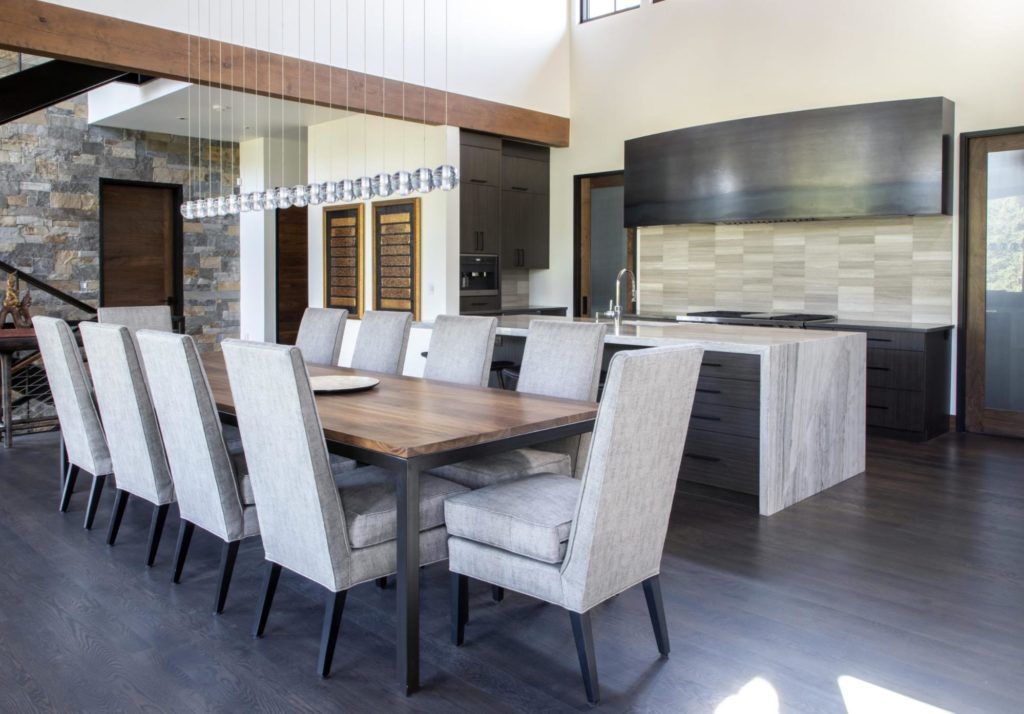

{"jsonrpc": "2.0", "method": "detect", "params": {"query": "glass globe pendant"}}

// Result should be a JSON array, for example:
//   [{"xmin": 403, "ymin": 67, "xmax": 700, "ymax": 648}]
[
  {"xmin": 226, "ymin": 194, "xmax": 240, "ymax": 215},
  {"xmin": 322, "ymin": 181, "xmax": 338, "ymax": 204},
  {"xmin": 339, "ymin": 179, "xmax": 355, "ymax": 202},
  {"xmin": 372, "ymin": 171, "xmax": 393, "ymax": 198},
  {"xmin": 413, "ymin": 167, "xmax": 434, "ymax": 193},
  {"xmin": 291, "ymin": 184, "xmax": 309, "ymax": 208},
  {"xmin": 180, "ymin": 201, "xmax": 195, "ymax": 220},
  {"xmin": 434, "ymin": 165, "xmax": 459, "ymax": 191},
  {"xmin": 275, "ymin": 186, "xmax": 293, "ymax": 209},
  {"xmin": 238, "ymin": 192, "xmax": 253, "ymax": 213},
  {"xmin": 194, "ymin": 199, "xmax": 207, "ymax": 219},
  {"xmin": 204, "ymin": 197, "xmax": 218, "ymax": 217},
  {"xmin": 354, "ymin": 176, "xmax": 375, "ymax": 201},
  {"xmin": 392, "ymin": 170, "xmax": 413, "ymax": 197},
  {"xmin": 261, "ymin": 190, "xmax": 278, "ymax": 211},
  {"xmin": 306, "ymin": 182, "xmax": 323, "ymax": 206},
  {"xmin": 215, "ymin": 196, "xmax": 228, "ymax": 217}
]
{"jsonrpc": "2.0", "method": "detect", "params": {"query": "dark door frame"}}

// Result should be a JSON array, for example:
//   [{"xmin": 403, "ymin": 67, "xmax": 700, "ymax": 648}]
[
  {"xmin": 573, "ymin": 170, "xmax": 636, "ymax": 318},
  {"xmin": 98, "ymin": 177, "xmax": 184, "ymax": 319},
  {"xmin": 956, "ymin": 125, "xmax": 1024, "ymax": 432}
]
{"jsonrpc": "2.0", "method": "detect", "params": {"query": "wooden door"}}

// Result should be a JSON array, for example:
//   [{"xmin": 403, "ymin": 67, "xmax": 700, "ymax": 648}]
[
  {"xmin": 575, "ymin": 173, "xmax": 635, "ymax": 318},
  {"xmin": 100, "ymin": 181, "xmax": 181, "ymax": 312},
  {"xmin": 963, "ymin": 131, "xmax": 1024, "ymax": 436},
  {"xmin": 276, "ymin": 206, "xmax": 308, "ymax": 344}
]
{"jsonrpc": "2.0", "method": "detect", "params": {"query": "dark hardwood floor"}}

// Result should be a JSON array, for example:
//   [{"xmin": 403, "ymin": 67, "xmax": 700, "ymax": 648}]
[{"xmin": 0, "ymin": 431, "xmax": 1021, "ymax": 712}]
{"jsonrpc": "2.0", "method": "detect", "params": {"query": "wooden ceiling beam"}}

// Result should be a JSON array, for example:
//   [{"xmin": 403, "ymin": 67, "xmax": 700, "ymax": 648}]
[{"xmin": 0, "ymin": 0, "xmax": 570, "ymax": 147}]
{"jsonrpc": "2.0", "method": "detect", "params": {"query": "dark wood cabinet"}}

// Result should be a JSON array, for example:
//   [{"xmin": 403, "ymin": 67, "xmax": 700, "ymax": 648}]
[
  {"xmin": 459, "ymin": 182, "xmax": 500, "ymax": 254},
  {"xmin": 501, "ymin": 190, "xmax": 549, "ymax": 269},
  {"xmin": 459, "ymin": 131, "xmax": 550, "ymax": 272}
]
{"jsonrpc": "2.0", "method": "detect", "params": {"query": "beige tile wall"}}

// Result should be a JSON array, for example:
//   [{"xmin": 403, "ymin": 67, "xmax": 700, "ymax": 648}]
[
  {"xmin": 637, "ymin": 216, "xmax": 953, "ymax": 323},
  {"xmin": 501, "ymin": 269, "xmax": 530, "ymax": 308}
]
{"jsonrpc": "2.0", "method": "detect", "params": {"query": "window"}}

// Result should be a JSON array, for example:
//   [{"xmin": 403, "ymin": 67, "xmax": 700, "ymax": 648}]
[{"xmin": 581, "ymin": 0, "xmax": 641, "ymax": 23}]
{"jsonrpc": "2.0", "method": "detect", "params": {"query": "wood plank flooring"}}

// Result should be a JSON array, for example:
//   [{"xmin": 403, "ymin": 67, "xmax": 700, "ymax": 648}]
[{"xmin": 0, "ymin": 431, "xmax": 1021, "ymax": 712}]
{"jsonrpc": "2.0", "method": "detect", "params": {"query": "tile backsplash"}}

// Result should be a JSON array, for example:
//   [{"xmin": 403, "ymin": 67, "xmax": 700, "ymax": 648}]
[
  {"xmin": 501, "ymin": 269, "xmax": 530, "ymax": 308},
  {"xmin": 637, "ymin": 216, "xmax": 953, "ymax": 323}
]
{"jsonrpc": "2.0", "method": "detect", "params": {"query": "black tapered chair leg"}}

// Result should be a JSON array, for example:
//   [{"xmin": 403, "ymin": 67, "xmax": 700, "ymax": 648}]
[
  {"xmin": 318, "ymin": 589, "xmax": 347, "ymax": 678},
  {"xmin": 642, "ymin": 575, "xmax": 670, "ymax": 656},
  {"xmin": 172, "ymin": 520, "xmax": 195, "ymax": 584},
  {"xmin": 570, "ymin": 610, "xmax": 600, "ymax": 704},
  {"xmin": 58, "ymin": 435, "xmax": 69, "ymax": 492},
  {"xmin": 375, "ymin": 576, "xmax": 388, "ymax": 589},
  {"xmin": 451, "ymin": 573, "xmax": 468, "ymax": 646},
  {"xmin": 491, "ymin": 585, "xmax": 505, "ymax": 602},
  {"xmin": 253, "ymin": 562, "xmax": 282, "ymax": 638},
  {"xmin": 214, "ymin": 540, "xmax": 241, "ymax": 614},
  {"xmin": 83, "ymin": 474, "xmax": 106, "ymax": 530},
  {"xmin": 59, "ymin": 464, "xmax": 79, "ymax": 512},
  {"xmin": 146, "ymin": 503, "xmax": 170, "ymax": 567},
  {"xmin": 106, "ymin": 489, "xmax": 130, "ymax": 545}
]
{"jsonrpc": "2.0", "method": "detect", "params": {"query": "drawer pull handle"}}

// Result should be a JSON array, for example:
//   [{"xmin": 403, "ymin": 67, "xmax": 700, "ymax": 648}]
[
  {"xmin": 692, "ymin": 414, "xmax": 721, "ymax": 422},
  {"xmin": 867, "ymin": 404, "xmax": 889, "ymax": 410},
  {"xmin": 684, "ymin": 453, "xmax": 721, "ymax": 463},
  {"xmin": 702, "ymin": 362, "xmax": 723, "ymax": 368},
  {"xmin": 867, "ymin": 337, "xmax": 893, "ymax": 343},
  {"xmin": 867, "ymin": 366, "xmax": 890, "ymax": 372},
  {"xmin": 469, "ymin": 178, "xmax": 487, "ymax": 184},
  {"xmin": 695, "ymin": 388, "xmax": 721, "ymax": 394},
  {"xmin": 510, "ymin": 185, "xmax": 529, "ymax": 191}
]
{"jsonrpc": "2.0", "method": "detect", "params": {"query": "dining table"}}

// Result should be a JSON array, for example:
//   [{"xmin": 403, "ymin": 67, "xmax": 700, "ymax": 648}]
[{"xmin": 201, "ymin": 351, "xmax": 599, "ymax": 694}]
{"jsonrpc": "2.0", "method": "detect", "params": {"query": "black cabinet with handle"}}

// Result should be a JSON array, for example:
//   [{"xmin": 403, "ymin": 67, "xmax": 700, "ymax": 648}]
[
  {"xmin": 460, "ymin": 182, "xmax": 500, "ymax": 254},
  {"xmin": 501, "ymin": 190, "xmax": 549, "ymax": 269}
]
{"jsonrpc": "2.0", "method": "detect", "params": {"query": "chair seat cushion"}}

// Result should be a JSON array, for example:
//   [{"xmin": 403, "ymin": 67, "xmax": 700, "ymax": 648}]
[
  {"xmin": 430, "ymin": 448, "xmax": 571, "ymax": 490},
  {"xmin": 339, "ymin": 466, "xmax": 469, "ymax": 548},
  {"xmin": 444, "ymin": 473, "xmax": 580, "ymax": 564}
]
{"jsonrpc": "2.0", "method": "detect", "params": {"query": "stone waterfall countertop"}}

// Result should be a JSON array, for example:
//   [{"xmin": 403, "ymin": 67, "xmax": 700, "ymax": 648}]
[{"xmin": 491, "ymin": 315, "xmax": 863, "ymax": 354}]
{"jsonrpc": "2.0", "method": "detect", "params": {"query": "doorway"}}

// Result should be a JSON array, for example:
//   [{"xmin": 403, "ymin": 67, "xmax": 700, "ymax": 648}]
[
  {"xmin": 99, "ymin": 179, "xmax": 182, "ymax": 315},
  {"xmin": 275, "ymin": 206, "xmax": 309, "ymax": 344},
  {"xmin": 960, "ymin": 128, "xmax": 1024, "ymax": 436},
  {"xmin": 574, "ymin": 172, "xmax": 636, "ymax": 318}
]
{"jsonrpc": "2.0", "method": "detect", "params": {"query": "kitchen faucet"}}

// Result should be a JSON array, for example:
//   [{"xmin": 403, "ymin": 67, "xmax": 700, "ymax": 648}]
[{"xmin": 602, "ymin": 268, "xmax": 637, "ymax": 326}]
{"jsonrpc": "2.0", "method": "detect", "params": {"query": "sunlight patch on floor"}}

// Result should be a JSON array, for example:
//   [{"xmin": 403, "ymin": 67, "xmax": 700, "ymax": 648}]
[
  {"xmin": 714, "ymin": 677, "xmax": 779, "ymax": 714},
  {"xmin": 838, "ymin": 675, "xmax": 954, "ymax": 714}
]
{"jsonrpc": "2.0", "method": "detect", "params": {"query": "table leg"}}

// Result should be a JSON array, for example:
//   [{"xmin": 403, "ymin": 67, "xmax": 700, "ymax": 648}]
[
  {"xmin": 1, "ymin": 353, "xmax": 11, "ymax": 448},
  {"xmin": 395, "ymin": 460, "xmax": 420, "ymax": 695}
]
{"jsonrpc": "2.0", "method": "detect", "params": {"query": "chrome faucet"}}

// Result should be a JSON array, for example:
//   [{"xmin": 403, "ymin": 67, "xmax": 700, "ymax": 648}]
[{"xmin": 601, "ymin": 268, "xmax": 637, "ymax": 326}]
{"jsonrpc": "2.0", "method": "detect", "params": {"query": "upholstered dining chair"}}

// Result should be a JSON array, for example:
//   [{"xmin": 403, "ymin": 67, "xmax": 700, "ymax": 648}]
[
  {"xmin": 136, "ymin": 330, "xmax": 259, "ymax": 613},
  {"xmin": 79, "ymin": 322, "xmax": 176, "ymax": 566},
  {"xmin": 34, "ymin": 316, "xmax": 113, "ymax": 530},
  {"xmin": 422, "ymin": 314, "xmax": 497, "ymax": 387},
  {"xmin": 348, "ymin": 310, "xmax": 412, "ymax": 374},
  {"xmin": 444, "ymin": 345, "xmax": 704, "ymax": 704},
  {"xmin": 295, "ymin": 307, "xmax": 348, "ymax": 365},
  {"xmin": 97, "ymin": 305, "xmax": 173, "ymax": 333},
  {"xmin": 221, "ymin": 339, "xmax": 468, "ymax": 677}
]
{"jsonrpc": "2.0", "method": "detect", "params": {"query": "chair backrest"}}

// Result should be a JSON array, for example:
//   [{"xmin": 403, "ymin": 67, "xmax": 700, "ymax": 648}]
[
  {"xmin": 98, "ymin": 305, "xmax": 173, "ymax": 333},
  {"xmin": 33, "ymin": 316, "xmax": 112, "ymax": 477},
  {"xmin": 349, "ymin": 310, "xmax": 412, "ymax": 374},
  {"xmin": 137, "ymin": 330, "xmax": 248, "ymax": 541},
  {"xmin": 516, "ymin": 320, "xmax": 607, "ymax": 401},
  {"xmin": 221, "ymin": 339, "xmax": 351, "ymax": 591},
  {"xmin": 423, "ymin": 314, "xmax": 497, "ymax": 386},
  {"xmin": 560, "ymin": 345, "xmax": 703, "ymax": 612},
  {"xmin": 79, "ymin": 321, "xmax": 175, "ymax": 505},
  {"xmin": 295, "ymin": 307, "xmax": 348, "ymax": 365}
]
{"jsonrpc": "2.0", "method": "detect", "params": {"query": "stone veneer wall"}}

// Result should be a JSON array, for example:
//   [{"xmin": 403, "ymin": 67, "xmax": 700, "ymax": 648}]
[
  {"xmin": 0, "ymin": 96, "xmax": 239, "ymax": 349},
  {"xmin": 637, "ymin": 216, "xmax": 953, "ymax": 324}
]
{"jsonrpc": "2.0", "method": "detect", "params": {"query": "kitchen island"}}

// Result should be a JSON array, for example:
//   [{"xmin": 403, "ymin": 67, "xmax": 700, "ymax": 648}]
[{"xmin": 491, "ymin": 316, "xmax": 866, "ymax": 516}]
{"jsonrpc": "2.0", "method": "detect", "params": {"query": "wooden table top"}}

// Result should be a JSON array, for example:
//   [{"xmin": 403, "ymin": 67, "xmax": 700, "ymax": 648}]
[
  {"xmin": 201, "ymin": 352, "xmax": 598, "ymax": 460},
  {"xmin": 0, "ymin": 327, "xmax": 37, "ymax": 353}
]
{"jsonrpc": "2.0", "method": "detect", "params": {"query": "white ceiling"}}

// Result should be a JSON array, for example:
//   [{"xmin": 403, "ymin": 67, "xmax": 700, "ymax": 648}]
[{"xmin": 89, "ymin": 79, "xmax": 351, "ymax": 141}]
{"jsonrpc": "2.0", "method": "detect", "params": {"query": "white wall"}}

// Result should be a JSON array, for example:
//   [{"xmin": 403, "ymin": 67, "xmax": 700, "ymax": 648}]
[
  {"xmin": 306, "ymin": 115, "xmax": 459, "ymax": 320},
  {"xmin": 49, "ymin": 0, "xmax": 570, "ymax": 117},
  {"xmin": 532, "ymin": 0, "xmax": 1024, "ymax": 312}
]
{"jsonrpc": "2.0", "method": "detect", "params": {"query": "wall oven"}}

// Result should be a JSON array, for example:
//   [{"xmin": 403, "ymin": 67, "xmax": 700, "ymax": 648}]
[{"xmin": 460, "ymin": 254, "xmax": 500, "ymax": 313}]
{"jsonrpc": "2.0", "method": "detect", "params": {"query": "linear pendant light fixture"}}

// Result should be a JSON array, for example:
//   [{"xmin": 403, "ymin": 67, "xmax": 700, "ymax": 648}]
[{"xmin": 181, "ymin": 0, "xmax": 458, "ymax": 220}]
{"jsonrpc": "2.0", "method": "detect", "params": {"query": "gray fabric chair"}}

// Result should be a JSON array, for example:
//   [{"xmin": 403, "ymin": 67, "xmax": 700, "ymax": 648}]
[
  {"xmin": 431, "ymin": 320, "xmax": 607, "ymax": 491},
  {"xmin": 444, "ymin": 345, "xmax": 704, "ymax": 704},
  {"xmin": 295, "ymin": 307, "xmax": 348, "ymax": 365},
  {"xmin": 34, "ymin": 316, "xmax": 113, "ymax": 530},
  {"xmin": 136, "ymin": 330, "xmax": 259, "ymax": 613},
  {"xmin": 423, "ymin": 314, "xmax": 497, "ymax": 387},
  {"xmin": 221, "ymin": 339, "xmax": 468, "ymax": 677},
  {"xmin": 348, "ymin": 310, "xmax": 412, "ymax": 374},
  {"xmin": 97, "ymin": 305, "xmax": 173, "ymax": 333},
  {"xmin": 79, "ymin": 321, "xmax": 176, "ymax": 566}
]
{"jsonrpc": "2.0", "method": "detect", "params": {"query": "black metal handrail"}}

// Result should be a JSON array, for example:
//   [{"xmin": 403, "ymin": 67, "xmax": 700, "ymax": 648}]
[{"xmin": 0, "ymin": 259, "xmax": 97, "ymax": 316}]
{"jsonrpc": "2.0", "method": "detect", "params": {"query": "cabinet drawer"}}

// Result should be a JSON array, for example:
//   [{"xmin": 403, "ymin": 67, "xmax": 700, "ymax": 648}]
[
  {"xmin": 460, "ymin": 295, "xmax": 500, "ymax": 314},
  {"xmin": 700, "ymin": 351, "xmax": 760, "ymax": 382},
  {"xmin": 694, "ymin": 376, "xmax": 760, "ymax": 410},
  {"xmin": 863, "ymin": 329, "xmax": 925, "ymax": 352},
  {"xmin": 866, "ymin": 387, "xmax": 924, "ymax": 431},
  {"xmin": 461, "ymin": 145, "xmax": 500, "ymax": 186},
  {"xmin": 688, "ymin": 402, "xmax": 759, "ymax": 438},
  {"xmin": 680, "ymin": 431, "xmax": 758, "ymax": 495},
  {"xmin": 461, "ymin": 131, "xmax": 502, "ymax": 151},
  {"xmin": 866, "ymin": 349, "xmax": 925, "ymax": 390},
  {"xmin": 502, "ymin": 155, "xmax": 549, "ymax": 194}
]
